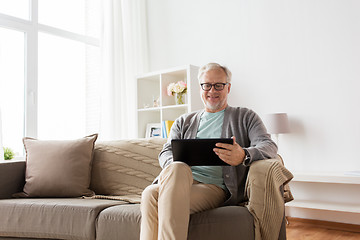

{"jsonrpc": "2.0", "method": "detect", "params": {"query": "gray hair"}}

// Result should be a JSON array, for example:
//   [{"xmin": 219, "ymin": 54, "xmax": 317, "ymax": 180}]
[{"xmin": 198, "ymin": 63, "xmax": 232, "ymax": 83}]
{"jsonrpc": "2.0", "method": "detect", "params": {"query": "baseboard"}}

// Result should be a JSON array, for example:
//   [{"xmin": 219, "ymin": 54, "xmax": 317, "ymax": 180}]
[{"xmin": 287, "ymin": 217, "xmax": 360, "ymax": 233}]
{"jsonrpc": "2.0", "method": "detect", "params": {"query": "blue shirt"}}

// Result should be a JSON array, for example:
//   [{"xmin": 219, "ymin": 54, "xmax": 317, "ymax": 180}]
[{"xmin": 191, "ymin": 109, "xmax": 226, "ymax": 189}]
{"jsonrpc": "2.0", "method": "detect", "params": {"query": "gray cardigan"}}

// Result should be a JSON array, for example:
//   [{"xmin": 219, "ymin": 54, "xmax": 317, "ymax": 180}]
[{"xmin": 159, "ymin": 105, "xmax": 278, "ymax": 205}]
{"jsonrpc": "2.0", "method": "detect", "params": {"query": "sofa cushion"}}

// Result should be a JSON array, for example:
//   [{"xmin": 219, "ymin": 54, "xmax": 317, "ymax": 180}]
[
  {"xmin": 90, "ymin": 138, "xmax": 165, "ymax": 196},
  {"xmin": 96, "ymin": 204, "xmax": 142, "ymax": 240},
  {"xmin": 0, "ymin": 198, "xmax": 127, "ymax": 240},
  {"xmin": 96, "ymin": 204, "xmax": 254, "ymax": 240},
  {"xmin": 19, "ymin": 134, "xmax": 97, "ymax": 197},
  {"xmin": 188, "ymin": 206, "xmax": 255, "ymax": 240}
]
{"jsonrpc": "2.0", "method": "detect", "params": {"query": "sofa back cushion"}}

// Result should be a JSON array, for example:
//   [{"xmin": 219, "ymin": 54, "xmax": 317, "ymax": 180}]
[{"xmin": 90, "ymin": 138, "xmax": 165, "ymax": 196}]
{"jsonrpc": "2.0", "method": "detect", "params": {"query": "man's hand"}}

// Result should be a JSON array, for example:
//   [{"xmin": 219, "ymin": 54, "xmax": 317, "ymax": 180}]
[{"xmin": 213, "ymin": 136, "xmax": 245, "ymax": 166}]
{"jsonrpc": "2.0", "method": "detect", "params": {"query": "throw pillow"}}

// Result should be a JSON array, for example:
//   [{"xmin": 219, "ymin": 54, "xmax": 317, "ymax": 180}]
[{"xmin": 17, "ymin": 134, "xmax": 98, "ymax": 197}]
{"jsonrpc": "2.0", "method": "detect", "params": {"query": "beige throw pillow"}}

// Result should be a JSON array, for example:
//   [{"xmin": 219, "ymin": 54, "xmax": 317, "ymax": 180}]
[{"xmin": 19, "ymin": 134, "xmax": 98, "ymax": 197}]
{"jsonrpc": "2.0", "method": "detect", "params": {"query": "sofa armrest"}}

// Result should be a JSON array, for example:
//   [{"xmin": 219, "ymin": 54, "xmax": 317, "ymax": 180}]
[{"xmin": 0, "ymin": 160, "xmax": 26, "ymax": 199}]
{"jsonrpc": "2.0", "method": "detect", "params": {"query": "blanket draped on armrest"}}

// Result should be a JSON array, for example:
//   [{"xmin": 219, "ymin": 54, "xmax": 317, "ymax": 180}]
[{"xmin": 245, "ymin": 157, "xmax": 293, "ymax": 240}]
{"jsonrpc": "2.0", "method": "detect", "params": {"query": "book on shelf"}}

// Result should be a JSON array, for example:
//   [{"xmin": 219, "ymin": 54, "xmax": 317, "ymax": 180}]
[
  {"xmin": 162, "ymin": 121, "xmax": 167, "ymax": 138},
  {"xmin": 165, "ymin": 120, "xmax": 174, "ymax": 136},
  {"xmin": 161, "ymin": 120, "xmax": 175, "ymax": 138}
]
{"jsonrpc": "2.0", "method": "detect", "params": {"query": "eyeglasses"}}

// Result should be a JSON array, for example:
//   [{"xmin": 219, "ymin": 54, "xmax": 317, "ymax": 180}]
[{"xmin": 200, "ymin": 83, "xmax": 229, "ymax": 91}]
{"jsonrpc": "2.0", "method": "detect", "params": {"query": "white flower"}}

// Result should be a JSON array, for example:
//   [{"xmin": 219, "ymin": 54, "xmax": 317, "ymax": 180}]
[
  {"xmin": 167, "ymin": 81, "xmax": 187, "ymax": 96},
  {"xmin": 167, "ymin": 83, "xmax": 175, "ymax": 96}
]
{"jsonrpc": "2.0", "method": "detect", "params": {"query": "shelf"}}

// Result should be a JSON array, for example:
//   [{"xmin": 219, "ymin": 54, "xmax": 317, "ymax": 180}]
[
  {"xmin": 138, "ymin": 107, "xmax": 161, "ymax": 112},
  {"xmin": 136, "ymin": 65, "xmax": 201, "ymax": 138},
  {"xmin": 137, "ymin": 104, "xmax": 188, "ymax": 112},
  {"xmin": 161, "ymin": 104, "xmax": 188, "ymax": 110},
  {"xmin": 287, "ymin": 172, "xmax": 360, "ymax": 222},
  {"xmin": 136, "ymin": 64, "xmax": 195, "ymax": 78},
  {"xmin": 286, "ymin": 200, "xmax": 360, "ymax": 214},
  {"xmin": 291, "ymin": 172, "xmax": 360, "ymax": 185}
]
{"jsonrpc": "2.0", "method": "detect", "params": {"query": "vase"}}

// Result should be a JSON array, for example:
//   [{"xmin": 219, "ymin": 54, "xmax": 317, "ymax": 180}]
[{"xmin": 175, "ymin": 92, "xmax": 185, "ymax": 105}]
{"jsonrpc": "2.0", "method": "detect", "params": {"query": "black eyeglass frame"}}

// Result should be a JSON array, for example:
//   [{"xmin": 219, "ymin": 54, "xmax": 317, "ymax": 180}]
[{"xmin": 200, "ymin": 83, "xmax": 229, "ymax": 91}]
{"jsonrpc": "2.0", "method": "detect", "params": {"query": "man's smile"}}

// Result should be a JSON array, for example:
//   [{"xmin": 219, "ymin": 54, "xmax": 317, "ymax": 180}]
[{"xmin": 206, "ymin": 95, "xmax": 220, "ymax": 100}]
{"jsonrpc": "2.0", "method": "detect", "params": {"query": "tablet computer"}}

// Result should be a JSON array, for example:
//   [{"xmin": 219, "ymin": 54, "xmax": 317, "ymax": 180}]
[{"xmin": 171, "ymin": 138, "xmax": 233, "ymax": 166}]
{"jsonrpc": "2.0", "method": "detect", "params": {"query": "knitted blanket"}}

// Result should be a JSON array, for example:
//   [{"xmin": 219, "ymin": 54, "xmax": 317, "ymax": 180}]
[
  {"xmin": 84, "ymin": 194, "xmax": 141, "ymax": 204},
  {"xmin": 245, "ymin": 157, "xmax": 293, "ymax": 240}
]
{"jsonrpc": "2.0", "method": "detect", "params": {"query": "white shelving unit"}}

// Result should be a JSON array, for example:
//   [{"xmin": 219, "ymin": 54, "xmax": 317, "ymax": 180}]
[
  {"xmin": 290, "ymin": 171, "xmax": 360, "ymax": 184},
  {"xmin": 136, "ymin": 65, "xmax": 202, "ymax": 138},
  {"xmin": 286, "ymin": 200, "xmax": 360, "ymax": 214},
  {"xmin": 286, "ymin": 172, "xmax": 360, "ymax": 224}
]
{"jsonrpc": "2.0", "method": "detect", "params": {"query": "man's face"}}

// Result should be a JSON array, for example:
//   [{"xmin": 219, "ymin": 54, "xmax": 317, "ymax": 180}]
[{"xmin": 200, "ymin": 68, "xmax": 231, "ymax": 113}]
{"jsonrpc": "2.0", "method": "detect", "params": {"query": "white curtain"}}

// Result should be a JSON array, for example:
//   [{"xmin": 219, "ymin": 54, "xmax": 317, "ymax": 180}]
[{"xmin": 100, "ymin": 0, "xmax": 149, "ymax": 140}]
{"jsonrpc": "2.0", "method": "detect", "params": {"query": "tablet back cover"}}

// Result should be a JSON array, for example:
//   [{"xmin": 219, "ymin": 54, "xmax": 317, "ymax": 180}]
[{"xmin": 171, "ymin": 138, "xmax": 232, "ymax": 166}]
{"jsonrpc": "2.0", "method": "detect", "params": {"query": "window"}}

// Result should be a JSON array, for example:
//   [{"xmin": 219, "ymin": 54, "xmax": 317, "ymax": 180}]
[
  {"xmin": 38, "ymin": 0, "xmax": 100, "ymax": 38},
  {"xmin": 0, "ymin": 28, "xmax": 25, "ymax": 157},
  {"xmin": 0, "ymin": 0, "xmax": 101, "ymax": 160},
  {"xmin": 0, "ymin": 0, "xmax": 30, "ymax": 20}
]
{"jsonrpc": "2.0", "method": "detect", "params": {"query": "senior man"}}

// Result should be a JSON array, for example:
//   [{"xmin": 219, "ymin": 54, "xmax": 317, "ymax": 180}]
[{"xmin": 140, "ymin": 62, "xmax": 277, "ymax": 240}]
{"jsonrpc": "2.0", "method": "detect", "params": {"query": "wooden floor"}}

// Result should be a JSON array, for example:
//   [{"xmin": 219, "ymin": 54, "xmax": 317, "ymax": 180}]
[{"xmin": 286, "ymin": 218, "xmax": 360, "ymax": 240}]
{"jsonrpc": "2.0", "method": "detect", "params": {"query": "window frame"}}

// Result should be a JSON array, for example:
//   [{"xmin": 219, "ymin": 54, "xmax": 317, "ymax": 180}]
[{"xmin": 0, "ymin": 0, "xmax": 100, "ymax": 157}]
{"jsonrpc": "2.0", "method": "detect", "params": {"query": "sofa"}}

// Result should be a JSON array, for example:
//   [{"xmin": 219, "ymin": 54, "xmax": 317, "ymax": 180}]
[{"xmin": 0, "ymin": 137, "xmax": 292, "ymax": 240}]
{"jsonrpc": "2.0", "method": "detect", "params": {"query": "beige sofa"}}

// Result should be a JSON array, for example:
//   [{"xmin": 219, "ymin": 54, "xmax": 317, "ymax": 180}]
[{"xmin": 0, "ymin": 138, "xmax": 291, "ymax": 240}]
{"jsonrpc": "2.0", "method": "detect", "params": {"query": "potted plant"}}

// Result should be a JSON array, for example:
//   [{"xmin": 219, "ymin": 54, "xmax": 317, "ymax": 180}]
[{"xmin": 3, "ymin": 147, "xmax": 15, "ymax": 160}]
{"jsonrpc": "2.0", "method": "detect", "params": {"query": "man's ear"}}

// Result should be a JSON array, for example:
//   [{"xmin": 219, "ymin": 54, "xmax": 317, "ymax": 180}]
[{"xmin": 227, "ymin": 83, "xmax": 231, "ymax": 93}]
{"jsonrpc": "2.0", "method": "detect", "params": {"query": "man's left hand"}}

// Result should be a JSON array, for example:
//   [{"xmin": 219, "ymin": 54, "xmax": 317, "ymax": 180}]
[{"xmin": 213, "ymin": 136, "xmax": 245, "ymax": 166}]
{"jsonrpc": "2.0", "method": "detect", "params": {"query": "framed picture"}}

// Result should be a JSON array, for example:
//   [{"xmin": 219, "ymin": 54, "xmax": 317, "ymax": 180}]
[{"xmin": 145, "ymin": 123, "xmax": 162, "ymax": 138}]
